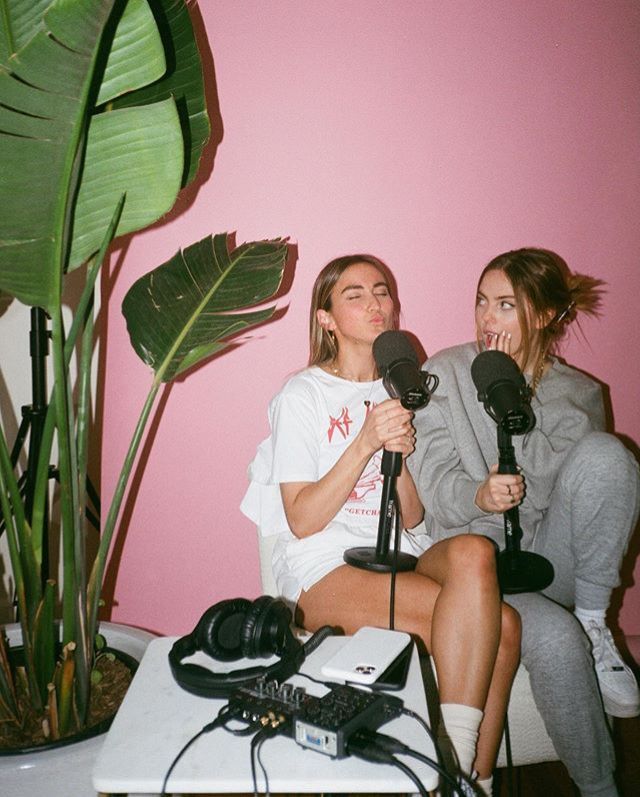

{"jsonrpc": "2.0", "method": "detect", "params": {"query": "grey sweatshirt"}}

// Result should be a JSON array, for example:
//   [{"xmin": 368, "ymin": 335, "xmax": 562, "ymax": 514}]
[{"xmin": 408, "ymin": 342, "xmax": 605, "ymax": 548}]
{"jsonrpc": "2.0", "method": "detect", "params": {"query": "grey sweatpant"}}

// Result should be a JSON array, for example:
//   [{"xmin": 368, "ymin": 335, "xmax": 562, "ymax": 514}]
[{"xmin": 506, "ymin": 432, "xmax": 640, "ymax": 795}]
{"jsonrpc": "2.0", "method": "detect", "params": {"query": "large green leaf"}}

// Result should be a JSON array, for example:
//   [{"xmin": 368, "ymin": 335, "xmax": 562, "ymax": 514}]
[
  {"xmin": 69, "ymin": 99, "xmax": 183, "ymax": 269},
  {"xmin": 0, "ymin": 0, "xmax": 119, "ymax": 309},
  {"xmin": 0, "ymin": 0, "xmax": 198, "ymax": 304},
  {"xmin": 0, "ymin": 0, "xmax": 50, "ymax": 65},
  {"xmin": 97, "ymin": 0, "xmax": 165, "ymax": 106},
  {"xmin": 122, "ymin": 234, "xmax": 288, "ymax": 382},
  {"xmin": 109, "ymin": 0, "xmax": 210, "ymax": 186}
]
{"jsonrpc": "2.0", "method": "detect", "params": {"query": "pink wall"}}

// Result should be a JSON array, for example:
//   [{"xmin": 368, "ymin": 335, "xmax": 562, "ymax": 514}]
[{"xmin": 102, "ymin": 1, "xmax": 640, "ymax": 635}]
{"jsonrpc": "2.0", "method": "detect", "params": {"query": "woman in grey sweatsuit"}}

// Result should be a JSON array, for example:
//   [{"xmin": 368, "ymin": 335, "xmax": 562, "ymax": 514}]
[{"xmin": 408, "ymin": 247, "xmax": 639, "ymax": 797}]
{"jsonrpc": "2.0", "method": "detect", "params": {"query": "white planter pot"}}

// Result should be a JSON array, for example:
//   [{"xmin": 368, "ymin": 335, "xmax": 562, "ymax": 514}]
[{"xmin": 0, "ymin": 621, "xmax": 156, "ymax": 797}]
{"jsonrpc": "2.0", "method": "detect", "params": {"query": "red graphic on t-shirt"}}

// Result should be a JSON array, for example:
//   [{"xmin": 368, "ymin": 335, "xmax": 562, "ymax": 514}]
[
  {"xmin": 346, "ymin": 453, "xmax": 383, "ymax": 503},
  {"xmin": 327, "ymin": 407, "xmax": 353, "ymax": 441}
]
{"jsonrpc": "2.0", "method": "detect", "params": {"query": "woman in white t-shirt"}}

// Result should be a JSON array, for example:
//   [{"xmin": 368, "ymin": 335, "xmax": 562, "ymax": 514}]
[{"xmin": 242, "ymin": 255, "xmax": 520, "ymax": 795}]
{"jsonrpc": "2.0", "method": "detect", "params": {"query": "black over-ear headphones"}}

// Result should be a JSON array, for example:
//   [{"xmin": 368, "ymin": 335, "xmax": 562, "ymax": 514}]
[{"xmin": 168, "ymin": 595, "xmax": 333, "ymax": 698}]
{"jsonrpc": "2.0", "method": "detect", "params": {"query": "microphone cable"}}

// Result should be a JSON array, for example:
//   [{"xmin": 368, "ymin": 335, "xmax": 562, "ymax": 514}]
[
  {"xmin": 349, "ymin": 727, "xmax": 465, "ymax": 794},
  {"xmin": 388, "ymin": 504, "xmax": 402, "ymax": 629},
  {"xmin": 160, "ymin": 705, "xmax": 232, "ymax": 796},
  {"xmin": 501, "ymin": 713, "xmax": 517, "ymax": 797},
  {"xmin": 345, "ymin": 729, "xmax": 429, "ymax": 796},
  {"xmin": 401, "ymin": 705, "xmax": 447, "ymax": 772},
  {"xmin": 249, "ymin": 725, "xmax": 275, "ymax": 797},
  {"xmin": 248, "ymin": 706, "xmax": 290, "ymax": 797}
]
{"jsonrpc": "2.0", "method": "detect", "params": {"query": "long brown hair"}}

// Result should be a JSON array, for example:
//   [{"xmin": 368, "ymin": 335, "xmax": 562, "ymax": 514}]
[
  {"xmin": 308, "ymin": 254, "xmax": 398, "ymax": 366},
  {"xmin": 477, "ymin": 248, "xmax": 604, "ymax": 389}
]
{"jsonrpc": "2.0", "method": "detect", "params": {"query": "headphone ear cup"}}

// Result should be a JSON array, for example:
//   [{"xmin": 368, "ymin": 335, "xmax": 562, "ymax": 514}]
[
  {"xmin": 240, "ymin": 596, "xmax": 296, "ymax": 659},
  {"xmin": 196, "ymin": 597, "xmax": 252, "ymax": 661}
]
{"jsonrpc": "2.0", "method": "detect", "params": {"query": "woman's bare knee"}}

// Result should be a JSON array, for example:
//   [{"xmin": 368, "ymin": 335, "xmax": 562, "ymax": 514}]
[{"xmin": 443, "ymin": 535, "xmax": 499, "ymax": 583}]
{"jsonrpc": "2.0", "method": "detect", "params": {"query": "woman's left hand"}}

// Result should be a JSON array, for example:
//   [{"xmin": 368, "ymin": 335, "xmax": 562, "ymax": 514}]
[
  {"xmin": 488, "ymin": 329, "xmax": 512, "ymax": 357},
  {"xmin": 475, "ymin": 464, "xmax": 525, "ymax": 513},
  {"xmin": 383, "ymin": 415, "xmax": 416, "ymax": 459}
]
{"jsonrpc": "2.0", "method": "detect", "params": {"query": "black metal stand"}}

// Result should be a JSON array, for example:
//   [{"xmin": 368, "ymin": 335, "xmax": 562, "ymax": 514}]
[
  {"xmin": 0, "ymin": 308, "xmax": 54, "ymax": 604},
  {"xmin": 496, "ymin": 425, "xmax": 554, "ymax": 594},
  {"xmin": 343, "ymin": 449, "xmax": 418, "ymax": 573}
]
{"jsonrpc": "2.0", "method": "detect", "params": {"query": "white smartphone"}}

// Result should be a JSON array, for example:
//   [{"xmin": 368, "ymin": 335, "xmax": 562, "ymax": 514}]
[{"xmin": 320, "ymin": 626, "xmax": 412, "ymax": 685}]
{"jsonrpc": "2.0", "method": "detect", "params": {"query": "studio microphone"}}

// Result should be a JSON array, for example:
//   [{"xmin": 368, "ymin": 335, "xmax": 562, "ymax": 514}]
[
  {"xmin": 373, "ymin": 330, "xmax": 438, "ymax": 510},
  {"xmin": 344, "ymin": 330, "xmax": 437, "ymax": 574},
  {"xmin": 471, "ymin": 349, "xmax": 553, "ymax": 594},
  {"xmin": 373, "ymin": 330, "xmax": 438, "ymax": 410},
  {"xmin": 470, "ymin": 350, "xmax": 535, "ymax": 435}
]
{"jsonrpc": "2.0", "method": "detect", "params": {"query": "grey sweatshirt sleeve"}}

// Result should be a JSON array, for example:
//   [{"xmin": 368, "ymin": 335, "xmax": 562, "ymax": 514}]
[
  {"xmin": 409, "ymin": 395, "xmax": 489, "ymax": 531},
  {"xmin": 513, "ymin": 372, "xmax": 605, "ymax": 511},
  {"xmin": 407, "ymin": 344, "xmax": 499, "ymax": 532}
]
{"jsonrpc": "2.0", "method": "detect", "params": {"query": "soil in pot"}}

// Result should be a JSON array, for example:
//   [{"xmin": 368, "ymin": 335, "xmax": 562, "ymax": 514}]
[{"xmin": 0, "ymin": 648, "xmax": 134, "ymax": 752}]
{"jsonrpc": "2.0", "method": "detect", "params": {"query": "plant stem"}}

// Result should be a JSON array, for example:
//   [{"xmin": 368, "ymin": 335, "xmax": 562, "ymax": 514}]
[
  {"xmin": 86, "ymin": 377, "xmax": 162, "ymax": 641},
  {"xmin": 50, "ymin": 308, "xmax": 90, "ymax": 717}
]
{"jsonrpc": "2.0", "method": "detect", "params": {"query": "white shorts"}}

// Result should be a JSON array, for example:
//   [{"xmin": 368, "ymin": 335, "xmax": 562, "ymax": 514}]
[{"xmin": 272, "ymin": 521, "xmax": 433, "ymax": 606}]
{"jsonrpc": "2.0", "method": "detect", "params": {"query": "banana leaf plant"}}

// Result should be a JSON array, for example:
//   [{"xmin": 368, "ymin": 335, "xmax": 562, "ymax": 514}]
[{"xmin": 0, "ymin": 0, "xmax": 288, "ymax": 746}]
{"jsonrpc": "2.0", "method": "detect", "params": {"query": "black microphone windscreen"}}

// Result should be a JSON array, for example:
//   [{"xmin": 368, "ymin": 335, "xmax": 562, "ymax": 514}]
[
  {"xmin": 373, "ymin": 330, "xmax": 418, "ymax": 371},
  {"xmin": 471, "ymin": 350, "xmax": 523, "ymax": 394}
]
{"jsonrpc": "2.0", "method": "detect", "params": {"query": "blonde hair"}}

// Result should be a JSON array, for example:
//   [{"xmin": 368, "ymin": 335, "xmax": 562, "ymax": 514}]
[
  {"xmin": 308, "ymin": 254, "xmax": 398, "ymax": 366},
  {"xmin": 478, "ymin": 248, "xmax": 605, "ymax": 390}
]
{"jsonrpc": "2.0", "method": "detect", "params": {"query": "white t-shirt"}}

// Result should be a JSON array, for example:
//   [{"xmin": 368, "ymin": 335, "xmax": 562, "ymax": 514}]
[{"xmin": 241, "ymin": 367, "xmax": 431, "ymax": 603}]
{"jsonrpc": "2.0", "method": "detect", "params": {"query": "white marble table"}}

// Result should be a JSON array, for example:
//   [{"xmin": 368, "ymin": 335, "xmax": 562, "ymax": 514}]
[{"xmin": 93, "ymin": 634, "xmax": 438, "ymax": 795}]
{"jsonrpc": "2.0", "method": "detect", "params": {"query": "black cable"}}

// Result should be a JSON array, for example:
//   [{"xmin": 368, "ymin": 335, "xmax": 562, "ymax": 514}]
[
  {"xmin": 295, "ymin": 669, "xmax": 341, "ymax": 690},
  {"xmin": 160, "ymin": 706, "xmax": 230, "ymax": 796},
  {"xmin": 256, "ymin": 733, "xmax": 272, "ymax": 795},
  {"xmin": 502, "ymin": 713, "xmax": 516, "ymax": 797},
  {"xmin": 349, "ymin": 728, "xmax": 463, "ymax": 795},
  {"xmin": 250, "ymin": 726, "xmax": 274, "ymax": 797},
  {"xmin": 250, "ymin": 712, "xmax": 290, "ymax": 796},
  {"xmin": 402, "ymin": 702, "xmax": 470, "ymax": 794},
  {"xmin": 220, "ymin": 713, "xmax": 260, "ymax": 736},
  {"xmin": 346, "ymin": 731, "xmax": 429, "ymax": 796},
  {"xmin": 389, "ymin": 756, "xmax": 430, "ymax": 797},
  {"xmin": 401, "ymin": 706, "xmax": 445, "ymax": 768},
  {"xmin": 388, "ymin": 502, "xmax": 401, "ymax": 629}
]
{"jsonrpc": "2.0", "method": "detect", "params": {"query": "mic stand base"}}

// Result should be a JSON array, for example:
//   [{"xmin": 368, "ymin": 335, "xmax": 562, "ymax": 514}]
[
  {"xmin": 497, "ymin": 550, "xmax": 554, "ymax": 594},
  {"xmin": 343, "ymin": 547, "xmax": 417, "ymax": 573}
]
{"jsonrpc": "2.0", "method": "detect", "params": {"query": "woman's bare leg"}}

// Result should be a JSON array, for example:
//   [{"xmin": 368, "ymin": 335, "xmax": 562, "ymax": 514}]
[
  {"xmin": 297, "ymin": 534, "xmax": 521, "ymax": 778},
  {"xmin": 472, "ymin": 603, "xmax": 520, "ymax": 777},
  {"xmin": 416, "ymin": 536, "xmax": 503, "ymax": 708},
  {"xmin": 416, "ymin": 536, "xmax": 521, "ymax": 778}
]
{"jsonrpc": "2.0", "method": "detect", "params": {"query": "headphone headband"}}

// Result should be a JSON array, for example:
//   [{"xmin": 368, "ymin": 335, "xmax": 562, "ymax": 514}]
[{"xmin": 168, "ymin": 596, "xmax": 333, "ymax": 698}]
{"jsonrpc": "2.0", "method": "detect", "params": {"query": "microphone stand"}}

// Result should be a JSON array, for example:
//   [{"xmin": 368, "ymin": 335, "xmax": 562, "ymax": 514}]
[
  {"xmin": 343, "ymin": 449, "xmax": 418, "ymax": 573},
  {"xmin": 0, "ymin": 308, "xmax": 52, "ymax": 594},
  {"xmin": 496, "ymin": 424, "xmax": 554, "ymax": 594}
]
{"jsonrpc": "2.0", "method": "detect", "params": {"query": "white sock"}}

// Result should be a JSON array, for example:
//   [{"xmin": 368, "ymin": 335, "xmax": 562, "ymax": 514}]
[
  {"xmin": 574, "ymin": 607, "xmax": 606, "ymax": 629},
  {"xmin": 476, "ymin": 774, "xmax": 493, "ymax": 796},
  {"xmin": 438, "ymin": 703, "xmax": 483, "ymax": 775}
]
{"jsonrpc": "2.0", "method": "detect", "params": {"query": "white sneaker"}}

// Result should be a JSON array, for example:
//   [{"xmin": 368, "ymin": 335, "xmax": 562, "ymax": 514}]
[
  {"xmin": 583, "ymin": 620, "xmax": 640, "ymax": 718},
  {"xmin": 455, "ymin": 775, "xmax": 480, "ymax": 796},
  {"xmin": 437, "ymin": 774, "xmax": 480, "ymax": 796}
]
